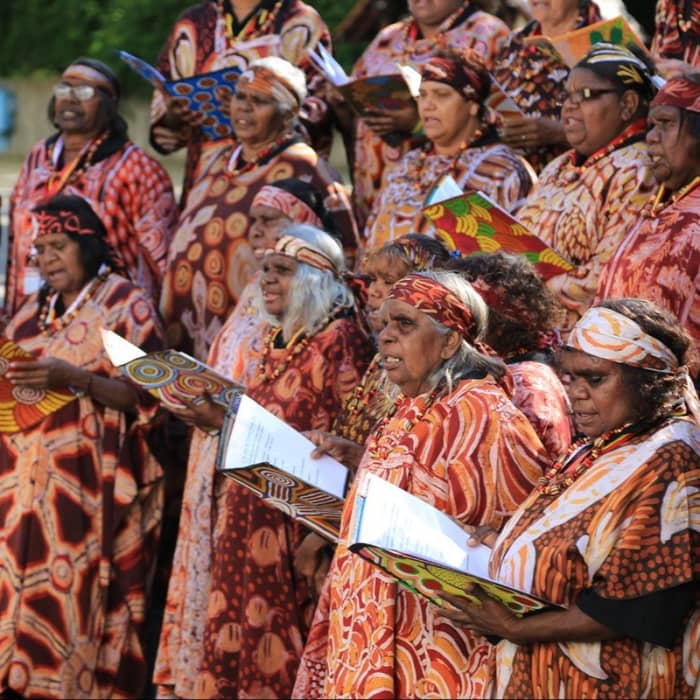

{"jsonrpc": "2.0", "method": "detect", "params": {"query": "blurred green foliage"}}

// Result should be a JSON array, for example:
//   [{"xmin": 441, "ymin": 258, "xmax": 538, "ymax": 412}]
[{"xmin": 0, "ymin": 0, "xmax": 366, "ymax": 97}]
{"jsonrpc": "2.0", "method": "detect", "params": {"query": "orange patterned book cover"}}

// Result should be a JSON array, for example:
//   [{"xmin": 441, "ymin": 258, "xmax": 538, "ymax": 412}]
[
  {"xmin": 0, "ymin": 337, "xmax": 76, "ymax": 433},
  {"xmin": 423, "ymin": 189, "xmax": 573, "ymax": 280}
]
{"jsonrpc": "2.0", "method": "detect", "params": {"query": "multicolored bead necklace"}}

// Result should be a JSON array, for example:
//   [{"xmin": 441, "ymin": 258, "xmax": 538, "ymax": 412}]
[
  {"xmin": 227, "ymin": 132, "xmax": 297, "ymax": 177},
  {"xmin": 217, "ymin": 0, "xmax": 285, "ymax": 44},
  {"xmin": 47, "ymin": 131, "xmax": 109, "ymax": 196},
  {"xmin": 643, "ymin": 175, "xmax": 700, "ymax": 218}
]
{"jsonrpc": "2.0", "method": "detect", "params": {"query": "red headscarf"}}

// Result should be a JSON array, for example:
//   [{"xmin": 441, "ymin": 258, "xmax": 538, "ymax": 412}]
[{"xmin": 651, "ymin": 76, "xmax": 700, "ymax": 114}]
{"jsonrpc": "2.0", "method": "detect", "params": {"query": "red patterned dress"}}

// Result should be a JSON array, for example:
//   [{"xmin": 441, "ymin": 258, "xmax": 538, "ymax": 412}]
[
  {"xmin": 348, "ymin": 1, "xmax": 509, "ymax": 230},
  {"xmin": 294, "ymin": 376, "xmax": 549, "ymax": 698},
  {"xmin": 150, "ymin": 0, "xmax": 333, "ymax": 207},
  {"xmin": 365, "ymin": 139, "xmax": 535, "ymax": 250},
  {"xmin": 7, "ymin": 133, "xmax": 177, "ymax": 314},
  {"xmin": 159, "ymin": 139, "xmax": 358, "ymax": 359},
  {"xmin": 515, "ymin": 127, "xmax": 655, "ymax": 335},
  {"xmin": 652, "ymin": 0, "xmax": 700, "ymax": 67},
  {"xmin": 0, "ymin": 274, "xmax": 165, "ymax": 699},
  {"xmin": 489, "ymin": 417, "xmax": 700, "ymax": 698},
  {"xmin": 596, "ymin": 183, "xmax": 700, "ymax": 348},
  {"xmin": 192, "ymin": 314, "xmax": 372, "ymax": 699}
]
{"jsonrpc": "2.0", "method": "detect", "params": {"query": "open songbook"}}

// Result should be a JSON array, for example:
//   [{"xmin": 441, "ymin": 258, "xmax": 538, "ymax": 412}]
[
  {"xmin": 423, "ymin": 177, "xmax": 573, "ymax": 280},
  {"xmin": 522, "ymin": 16, "xmax": 650, "ymax": 69},
  {"xmin": 101, "ymin": 330, "xmax": 243, "ymax": 421},
  {"xmin": 0, "ymin": 337, "xmax": 77, "ymax": 433},
  {"xmin": 486, "ymin": 76, "xmax": 523, "ymax": 123},
  {"xmin": 348, "ymin": 473, "xmax": 558, "ymax": 615},
  {"xmin": 118, "ymin": 50, "xmax": 240, "ymax": 140},
  {"xmin": 307, "ymin": 44, "xmax": 416, "ymax": 145},
  {"xmin": 215, "ymin": 395, "xmax": 349, "ymax": 542}
]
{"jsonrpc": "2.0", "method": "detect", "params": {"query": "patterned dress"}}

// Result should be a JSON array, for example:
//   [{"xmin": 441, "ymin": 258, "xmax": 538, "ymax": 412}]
[
  {"xmin": 159, "ymin": 138, "xmax": 358, "ymax": 359},
  {"xmin": 348, "ymin": 1, "xmax": 509, "ymax": 230},
  {"xmin": 153, "ymin": 276, "xmax": 267, "ymax": 700},
  {"xmin": 365, "ymin": 139, "xmax": 535, "ymax": 250},
  {"xmin": 0, "ymin": 274, "xmax": 165, "ymax": 699},
  {"xmin": 7, "ymin": 134, "xmax": 177, "ymax": 314},
  {"xmin": 596, "ymin": 184, "xmax": 700, "ymax": 347},
  {"xmin": 193, "ymin": 315, "xmax": 372, "ymax": 699},
  {"xmin": 652, "ymin": 0, "xmax": 700, "ymax": 67},
  {"xmin": 489, "ymin": 417, "xmax": 700, "ymax": 699},
  {"xmin": 294, "ymin": 376, "xmax": 549, "ymax": 699},
  {"xmin": 150, "ymin": 0, "xmax": 332, "ymax": 207},
  {"xmin": 515, "ymin": 130, "xmax": 655, "ymax": 335},
  {"xmin": 491, "ymin": 2, "xmax": 602, "ymax": 173}
]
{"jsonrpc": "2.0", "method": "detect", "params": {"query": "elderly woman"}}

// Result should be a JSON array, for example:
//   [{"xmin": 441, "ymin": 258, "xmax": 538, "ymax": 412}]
[
  {"xmin": 153, "ymin": 190, "xmax": 347, "ymax": 700},
  {"xmin": 159, "ymin": 56, "xmax": 358, "ymax": 360},
  {"xmin": 597, "ymin": 74, "xmax": 700, "ymax": 351},
  {"xmin": 295, "ymin": 271, "xmax": 549, "ymax": 698},
  {"xmin": 8, "ymin": 57, "xmax": 177, "ymax": 313},
  {"xmin": 0, "ymin": 195, "xmax": 165, "ymax": 698},
  {"xmin": 451, "ymin": 251, "xmax": 572, "ymax": 458},
  {"xmin": 149, "ymin": 0, "xmax": 334, "ymax": 207},
  {"xmin": 365, "ymin": 50, "xmax": 535, "ymax": 250},
  {"xmin": 516, "ymin": 43, "xmax": 657, "ymax": 335},
  {"xmin": 158, "ymin": 226, "xmax": 372, "ymax": 699},
  {"xmin": 331, "ymin": 0, "xmax": 509, "ymax": 229},
  {"xmin": 442, "ymin": 298, "xmax": 700, "ymax": 698},
  {"xmin": 492, "ymin": 0, "xmax": 603, "ymax": 172}
]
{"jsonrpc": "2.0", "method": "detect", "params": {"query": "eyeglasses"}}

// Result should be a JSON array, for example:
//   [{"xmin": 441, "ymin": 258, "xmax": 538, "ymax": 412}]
[
  {"xmin": 52, "ymin": 83, "xmax": 99, "ymax": 101},
  {"xmin": 559, "ymin": 87, "xmax": 620, "ymax": 107}
]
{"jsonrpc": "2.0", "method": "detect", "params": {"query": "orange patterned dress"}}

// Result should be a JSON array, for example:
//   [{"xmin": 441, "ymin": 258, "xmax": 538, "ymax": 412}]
[
  {"xmin": 192, "ymin": 315, "xmax": 372, "ymax": 699},
  {"xmin": 596, "ymin": 184, "xmax": 700, "ymax": 347},
  {"xmin": 652, "ymin": 0, "xmax": 700, "ymax": 67},
  {"xmin": 365, "ymin": 140, "xmax": 535, "ymax": 250},
  {"xmin": 489, "ymin": 417, "xmax": 700, "ymax": 699},
  {"xmin": 294, "ymin": 376, "xmax": 549, "ymax": 699},
  {"xmin": 159, "ymin": 139, "xmax": 358, "ymax": 359},
  {"xmin": 348, "ymin": 1, "xmax": 509, "ymax": 230},
  {"xmin": 0, "ymin": 274, "xmax": 165, "ymax": 699},
  {"xmin": 153, "ymin": 276, "xmax": 267, "ymax": 700},
  {"xmin": 515, "ymin": 132, "xmax": 655, "ymax": 335}
]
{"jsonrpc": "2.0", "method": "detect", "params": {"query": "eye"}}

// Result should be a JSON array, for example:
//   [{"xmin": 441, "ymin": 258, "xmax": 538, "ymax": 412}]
[
  {"xmin": 587, "ymin": 375, "xmax": 604, "ymax": 386},
  {"xmin": 365, "ymin": 274, "xmax": 377, "ymax": 284}
]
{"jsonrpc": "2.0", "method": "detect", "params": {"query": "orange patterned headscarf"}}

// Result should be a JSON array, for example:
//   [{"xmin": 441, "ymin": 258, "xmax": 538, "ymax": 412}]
[
  {"xmin": 388, "ymin": 273, "xmax": 477, "ymax": 342},
  {"xmin": 270, "ymin": 234, "xmax": 338, "ymax": 275},
  {"xmin": 651, "ymin": 76, "xmax": 700, "ymax": 114},
  {"xmin": 252, "ymin": 185, "xmax": 323, "ymax": 228},
  {"xmin": 238, "ymin": 65, "xmax": 301, "ymax": 112},
  {"xmin": 32, "ymin": 209, "xmax": 99, "ymax": 241}
]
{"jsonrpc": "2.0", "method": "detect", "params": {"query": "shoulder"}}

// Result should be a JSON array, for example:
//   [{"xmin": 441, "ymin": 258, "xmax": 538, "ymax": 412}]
[
  {"xmin": 466, "ymin": 9, "xmax": 510, "ymax": 37},
  {"xmin": 99, "ymin": 274, "xmax": 161, "ymax": 321},
  {"xmin": 172, "ymin": 1, "xmax": 213, "ymax": 25},
  {"xmin": 119, "ymin": 143, "xmax": 174, "ymax": 177},
  {"xmin": 471, "ymin": 143, "xmax": 531, "ymax": 170},
  {"xmin": 367, "ymin": 19, "xmax": 409, "ymax": 48},
  {"xmin": 282, "ymin": 0, "xmax": 326, "ymax": 26}
]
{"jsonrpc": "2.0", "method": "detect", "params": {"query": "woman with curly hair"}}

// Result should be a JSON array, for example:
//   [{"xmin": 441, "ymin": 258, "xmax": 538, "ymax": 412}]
[{"xmin": 451, "ymin": 251, "xmax": 572, "ymax": 458}]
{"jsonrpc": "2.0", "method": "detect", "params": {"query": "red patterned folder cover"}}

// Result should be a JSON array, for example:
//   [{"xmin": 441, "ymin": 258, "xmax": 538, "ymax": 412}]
[
  {"xmin": 423, "ymin": 190, "xmax": 573, "ymax": 280},
  {"xmin": 0, "ymin": 338, "xmax": 76, "ymax": 433}
]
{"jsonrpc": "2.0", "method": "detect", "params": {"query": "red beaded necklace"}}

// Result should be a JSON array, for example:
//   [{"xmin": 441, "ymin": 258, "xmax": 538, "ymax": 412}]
[
  {"xmin": 218, "ymin": 0, "xmax": 285, "ymax": 44},
  {"xmin": 642, "ymin": 175, "xmax": 700, "ymax": 219},
  {"xmin": 47, "ymin": 130, "xmax": 109, "ymax": 196},
  {"xmin": 227, "ymin": 132, "xmax": 295, "ymax": 177}
]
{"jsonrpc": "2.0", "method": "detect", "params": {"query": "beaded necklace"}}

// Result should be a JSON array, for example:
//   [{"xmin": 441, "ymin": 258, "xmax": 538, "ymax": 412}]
[
  {"xmin": 537, "ymin": 419, "xmax": 646, "ymax": 496},
  {"xmin": 217, "ymin": 0, "xmax": 285, "ymax": 45},
  {"xmin": 38, "ymin": 265, "xmax": 110, "ymax": 336},
  {"xmin": 642, "ymin": 175, "xmax": 700, "ymax": 219},
  {"xmin": 46, "ymin": 131, "xmax": 109, "ymax": 196},
  {"xmin": 227, "ymin": 132, "xmax": 296, "ymax": 177}
]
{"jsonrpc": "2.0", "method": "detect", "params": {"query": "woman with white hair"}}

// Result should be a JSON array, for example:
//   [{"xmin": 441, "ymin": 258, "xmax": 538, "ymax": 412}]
[
  {"xmin": 295, "ymin": 271, "xmax": 550, "ymax": 698},
  {"xmin": 161, "ymin": 224, "xmax": 372, "ymax": 699},
  {"xmin": 159, "ymin": 56, "xmax": 359, "ymax": 360}
]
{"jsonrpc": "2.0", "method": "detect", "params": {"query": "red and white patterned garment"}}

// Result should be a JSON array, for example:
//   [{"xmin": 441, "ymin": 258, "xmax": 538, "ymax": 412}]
[
  {"xmin": 652, "ymin": 0, "xmax": 700, "ymax": 67},
  {"xmin": 596, "ymin": 184, "xmax": 700, "ymax": 348},
  {"xmin": 150, "ymin": 0, "xmax": 333, "ymax": 208},
  {"xmin": 365, "ymin": 141, "xmax": 535, "ymax": 250},
  {"xmin": 7, "ymin": 134, "xmax": 177, "ymax": 313},
  {"xmin": 347, "ymin": 1, "xmax": 508, "ymax": 230},
  {"xmin": 515, "ymin": 138, "xmax": 655, "ymax": 335},
  {"xmin": 294, "ymin": 376, "xmax": 549, "ymax": 699},
  {"xmin": 0, "ymin": 273, "xmax": 165, "ymax": 698}
]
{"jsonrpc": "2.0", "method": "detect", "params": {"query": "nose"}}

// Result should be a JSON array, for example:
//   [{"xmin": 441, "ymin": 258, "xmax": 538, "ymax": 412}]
[
  {"xmin": 567, "ymin": 377, "xmax": 589, "ymax": 401},
  {"xmin": 377, "ymin": 322, "xmax": 396, "ymax": 350},
  {"xmin": 646, "ymin": 125, "xmax": 659, "ymax": 145}
]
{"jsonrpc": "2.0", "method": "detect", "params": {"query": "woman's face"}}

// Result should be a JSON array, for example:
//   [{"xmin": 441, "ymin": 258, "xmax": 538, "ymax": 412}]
[
  {"xmin": 647, "ymin": 104, "xmax": 700, "ymax": 191},
  {"xmin": 378, "ymin": 298, "xmax": 458, "ymax": 397},
  {"xmin": 230, "ymin": 83, "xmax": 289, "ymax": 148},
  {"xmin": 248, "ymin": 204, "xmax": 292, "ymax": 262},
  {"xmin": 260, "ymin": 253, "xmax": 297, "ymax": 317},
  {"xmin": 419, "ymin": 80, "xmax": 474, "ymax": 151},
  {"xmin": 561, "ymin": 68, "xmax": 629, "ymax": 157},
  {"xmin": 559, "ymin": 349, "xmax": 639, "ymax": 438},
  {"xmin": 528, "ymin": 0, "xmax": 580, "ymax": 28},
  {"xmin": 363, "ymin": 255, "xmax": 410, "ymax": 334},
  {"xmin": 34, "ymin": 232, "xmax": 88, "ymax": 297},
  {"xmin": 408, "ymin": 0, "xmax": 462, "ymax": 29},
  {"xmin": 53, "ymin": 66, "xmax": 109, "ymax": 136}
]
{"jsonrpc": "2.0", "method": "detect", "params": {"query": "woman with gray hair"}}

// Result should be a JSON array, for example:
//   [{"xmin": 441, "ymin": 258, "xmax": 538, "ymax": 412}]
[
  {"xmin": 165, "ymin": 224, "xmax": 372, "ymax": 699},
  {"xmin": 159, "ymin": 57, "xmax": 359, "ymax": 360},
  {"xmin": 293, "ymin": 270, "xmax": 550, "ymax": 698}
]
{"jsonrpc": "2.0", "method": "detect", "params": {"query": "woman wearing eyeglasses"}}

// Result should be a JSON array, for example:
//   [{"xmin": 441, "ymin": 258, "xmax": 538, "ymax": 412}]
[
  {"xmin": 514, "ymin": 44, "xmax": 657, "ymax": 336},
  {"xmin": 7, "ymin": 57, "xmax": 178, "ymax": 315}
]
